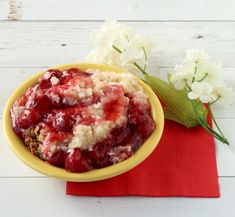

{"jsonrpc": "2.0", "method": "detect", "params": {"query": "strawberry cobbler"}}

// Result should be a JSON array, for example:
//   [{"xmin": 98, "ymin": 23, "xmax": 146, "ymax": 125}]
[{"xmin": 10, "ymin": 68, "xmax": 155, "ymax": 172}]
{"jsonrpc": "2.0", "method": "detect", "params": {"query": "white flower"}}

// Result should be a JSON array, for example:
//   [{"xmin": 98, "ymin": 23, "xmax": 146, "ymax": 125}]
[
  {"xmin": 186, "ymin": 49, "xmax": 210, "ymax": 63},
  {"xmin": 170, "ymin": 64, "xmax": 194, "ymax": 90},
  {"xmin": 129, "ymin": 34, "xmax": 154, "ymax": 53},
  {"xmin": 194, "ymin": 61, "xmax": 221, "ymax": 83},
  {"xmin": 86, "ymin": 46, "xmax": 121, "ymax": 66},
  {"xmin": 120, "ymin": 46, "xmax": 144, "ymax": 65},
  {"xmin": 119, "ymin": 46, "xmax": 145, "ymax": 73},
  {"xmin": 171, "ymin": 49, "xmax": 232, "ymax": 105},
  {"xmin": 212, "ymin": 84, "xmax": 233, "ymax": 102},
  {"xmin": 86, "ymin": 20, "xmax": 154, "ymax": 73},
  {"xmin": 92, "ymin": 20, "xmax": 134, "ymax": 49},
  {"xmin": 188, "ymin": 82, "xmax": 217, "ymax": 103}
]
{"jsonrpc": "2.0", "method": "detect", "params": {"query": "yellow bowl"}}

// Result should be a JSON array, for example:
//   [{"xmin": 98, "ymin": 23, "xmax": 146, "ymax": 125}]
[{"xmin": 3, "ymin": 63, "xmax": 164, "ymax": 182}]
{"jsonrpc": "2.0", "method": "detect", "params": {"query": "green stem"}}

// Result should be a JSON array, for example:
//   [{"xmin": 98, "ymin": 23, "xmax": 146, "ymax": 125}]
[
  {"xmin": 191, "ymin": 100, "xmax": 229, "ymax": 145},
  {"xmin": 203, "ymin": 124, "xmax": 228, "ymax": 143},
  {"xmin": 142, "ymin": 47, "xmax": 147, "ymax": 71},
  {"xmin": 197, "ymin": 73, "xmax": 208, "ymax": 82},
  {"xmin": 205, "ymin": 124, "xmax": 226, "ymax": 142},
  {"xmin": 134, "ymin": 62, "xmax": 148, "ymax": 75},
  {"xmin": 113, "ymin": 44, "xmax": 148, "ymax": 73},
  {"xmin": 203, "ymin": 124, "xmax": 225, "ymax": 141},
  {"xmin": 112, "ymin": 45, "xmax": 122, "ymax": 54},
  {"xmin": 187, "ymin": 92, "xmax": 228, "ymax": 144},
  {"xmin": 192, "ymin": 61, "xmax": 198, "ymax": 83},
  {"xmin": 208, "ymin": 104, "xmax": 225, "ymax": 137},
  {"xmin": 184, "ymin": 79, "xmax": 191, "ymax": 91},
  {"xmin": 210, "ymin": 96, "xmax": 221, "ymax": 105}
]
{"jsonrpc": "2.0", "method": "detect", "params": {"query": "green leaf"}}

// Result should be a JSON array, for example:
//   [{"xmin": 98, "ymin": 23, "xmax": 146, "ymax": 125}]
[
  {"xmin": 163, "ymin": 108, "xmax": 198, "ymax": 127},
  {"xmin": 144, "ymin": 74, "xmax": 207, "ymax": 128}
]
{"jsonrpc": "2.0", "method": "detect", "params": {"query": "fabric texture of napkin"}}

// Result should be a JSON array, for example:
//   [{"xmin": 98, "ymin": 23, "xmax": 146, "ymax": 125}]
[{"xmin": 66, "ymin": 119, "xmax": 220, "ymax": 197}]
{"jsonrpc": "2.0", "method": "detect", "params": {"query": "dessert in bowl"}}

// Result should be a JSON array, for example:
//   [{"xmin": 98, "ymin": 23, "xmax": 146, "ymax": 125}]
[{"xmin": 3, "ymin": 63, "xmax": 164, "ymax": 181}]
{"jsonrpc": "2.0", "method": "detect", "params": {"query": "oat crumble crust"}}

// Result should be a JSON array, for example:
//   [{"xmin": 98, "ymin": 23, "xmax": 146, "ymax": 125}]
[{"xmin": 23, "ymin": 125, "xmax": 45, "ymax": 156}]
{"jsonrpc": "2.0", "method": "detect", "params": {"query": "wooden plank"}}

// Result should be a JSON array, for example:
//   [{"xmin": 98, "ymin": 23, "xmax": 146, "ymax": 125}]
[
  {"xmin": 0, "ymin": 67, "xmax": 46, "ymax": 117},
  {"xmin": 0, "ymin": 67, "xmax": 234, "ymax": 118},
  {"xmin": 0, "ymin": 116, "xmax": 44, "ymax": 177},
  {"xmin": 216, "ymin": 119, "xmax": 235, "ymax": 176},
  {"xmin": 0, "ymin": 178, "xmax": 102, "ymax": 217},
  {"xmin": 1, "ymin": 0, "xmax": 235, "ymax": 21},
  {"xmin": 0, "ymin": 177, "xmax": 235, "ymax": 217},
  {"xmin": 0, "ymin": 0, "xmax": 9, "ymax": 20},
  {"xmin": 1, "ymin": 118, "xmax": 235, "ymax": 177},
  {"xmin": 1, "ymin": 22, "xmax": 235, "ymax": 68}
]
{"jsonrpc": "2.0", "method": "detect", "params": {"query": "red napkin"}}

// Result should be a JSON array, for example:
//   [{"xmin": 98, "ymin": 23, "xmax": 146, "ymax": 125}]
[{"xmin": 66, "ymin": 119, "xmax": 220, "ymax": 197}]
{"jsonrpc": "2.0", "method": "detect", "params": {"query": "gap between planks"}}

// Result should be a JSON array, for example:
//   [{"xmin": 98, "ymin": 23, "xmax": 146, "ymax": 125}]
[
  {"xmin": 0, "ymin": 176, "xmax": 234, "ymax": 179},
  {"xmin": 2, "ymin": 20, "xmax": 235, "ymax": 23}
]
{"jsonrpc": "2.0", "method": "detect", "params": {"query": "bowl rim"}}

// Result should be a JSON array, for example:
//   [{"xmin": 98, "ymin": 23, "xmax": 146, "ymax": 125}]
[{"xmin": 3, "ymin": 63, "xmax": 164, "ymax": 182}]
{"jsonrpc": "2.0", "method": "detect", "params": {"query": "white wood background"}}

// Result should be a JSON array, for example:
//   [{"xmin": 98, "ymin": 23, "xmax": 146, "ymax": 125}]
[{"xmin": 0, "ymin": 0, "xmax": 235, "ymax": 216}]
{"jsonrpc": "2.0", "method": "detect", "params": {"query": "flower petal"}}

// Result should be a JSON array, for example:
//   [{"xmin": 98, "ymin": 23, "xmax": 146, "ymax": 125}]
[{"xmin": 188, "ymin": 91, "xmax": 199, "ymax": 100}]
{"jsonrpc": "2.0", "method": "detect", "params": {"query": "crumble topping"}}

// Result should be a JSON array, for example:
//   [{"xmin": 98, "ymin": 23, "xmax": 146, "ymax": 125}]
[{"xmin": 10, "ymin": 67, "xmax": 155, "ymax": 172}]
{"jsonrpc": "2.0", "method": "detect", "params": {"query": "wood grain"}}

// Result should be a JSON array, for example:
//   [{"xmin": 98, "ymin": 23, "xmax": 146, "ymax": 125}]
[
  {"xmin": 0, "ymin": 177, "xmax": 235, "ymax": 217},
  {"xmin": 1, "ymin": 0, "xmax": 235, "ymax": 21},
  {"xmin": 1, "ymin": 22, "xmax": 235, "ymax": 68},
  {"xmin": 0, "ymin": 0, "xmax": 9, "ymax": 20}
]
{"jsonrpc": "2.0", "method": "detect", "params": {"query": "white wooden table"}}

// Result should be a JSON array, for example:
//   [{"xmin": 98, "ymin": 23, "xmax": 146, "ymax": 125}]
[{"xmin": 0, "ymin": 0, "xmax": 235, "ymax": 216}]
